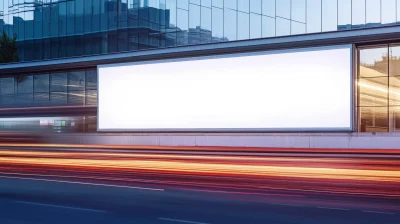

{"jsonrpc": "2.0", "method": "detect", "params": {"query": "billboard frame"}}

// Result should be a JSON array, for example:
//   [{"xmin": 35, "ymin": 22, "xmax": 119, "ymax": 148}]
[{"xmin": 97, "ymin": 44, "xmax": 354, "ymax": 133}]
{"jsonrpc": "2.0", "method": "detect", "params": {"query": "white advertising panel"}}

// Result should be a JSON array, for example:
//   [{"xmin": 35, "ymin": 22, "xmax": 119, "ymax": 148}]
[{"xmin": 98, "ymin": 45, "xmax": 352, "ymax": 131}]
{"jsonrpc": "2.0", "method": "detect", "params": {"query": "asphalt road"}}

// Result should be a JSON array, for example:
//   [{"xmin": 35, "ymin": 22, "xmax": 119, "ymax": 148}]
[{"xmin": 0, "ymin": 146, "xmax": 399, "ymax": 224}]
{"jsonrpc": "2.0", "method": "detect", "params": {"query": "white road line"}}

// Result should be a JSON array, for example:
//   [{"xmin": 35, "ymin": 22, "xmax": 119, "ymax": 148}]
[
  {"xmin": 317, "ymin": 207, "xmax": 350, "ymax": 211},
  {"xmin": 158, "ymin": 217, "xmax": 210, "ymax": 224},
  {"xmin": 14, "ymin": 201, "xmax": 106, "ymax": 213},
  {"xmin": 269, "ymin": 203, "xmax": 308, "ymax": 208},
  {"xmin": 362, "ymin": 210, "xmax": 395, "ymax": 215}
]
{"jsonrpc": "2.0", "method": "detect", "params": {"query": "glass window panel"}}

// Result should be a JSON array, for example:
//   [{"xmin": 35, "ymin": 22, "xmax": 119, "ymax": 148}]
[
  {"xmin": 389, "ymin": 107, "xmax": 400, "ymax": 132},
  {"xmin": 119, "ymin": 0, "xmax": 128, "ymax": 29},
  {"xmin": 1, "ymin": 77, "xmax": 15, "ymax": 95},
  {"xmin": 225, "ymin": 0, "xmax": 237, "ymax": 10},
  {"xmin": 34, "ymin": 93, "xmax": 50, "ymax": 105},
  {"xmin": 250, "ymin": 0, "xmax": 261, "ymax": 14},
  {"xmin": 238, "ymin": 12, "xmax": 249, "ymax": 40},
  {"xmin": 291, "ymin": 21, "xmax": 305, "ymax": 35},
  {"xmin": 178, "ymin": 0, "xmax": 188, "ymax": 9},
  {"xmin": 212, "ymin": 0, "xmax": 223, "ymax": 8},
  {"xmin": 15, "ymin": 93, "xmax": 33, "ymax": 106},
  {"xmin": 190, "ymin": 0, "xmax": 201, "ymax": 4},
  {"xmin": 250, "ymin": 13, "xmax": 262, "ymax": 38},
  {"xmin": 16, "ymin": 75, "xmax": 33, "ymax": 94},
  {"xmin": 189, "ymin": 4, "xmax": 201, "ymax": 29},
  {"xmin": 50, "ymin": 92, "xmax": 67, "ymax": 105},
  {"xmin": 238, "ymin": 0, "xmax": 250, "ymax": 13},
  {"xmin": 59, "ymin": 1, "xmax": 67, "ymax": 36},
  {"xmin": 306, "ymin": 0, "xmax": 322, "ymax": 33},
  {"xmin": 366, "ymin": 0, "xmax": 381, "ymax": 25},
  {"xmin": 262, "ymin": 0, "xmax": 275, "ymax": 17},
  {"xmin": 398, "ymin": 0, "xmax": 400, "ymax": 23},
  {"xmin": 34, "ymin": 74, "xmax": 49, "ymax": 93},
  {"xmin": 51, "ymin": 73, "xmax": 67, "ymax": 92},
  {"xmin": 68, "ymin": 71, "xmax": 85, "ymax": 91},
  {"xmin": 224, "ymin": 9, "xmax": 237, "ymax": 41},
  {"xmin": 201, "ymin": 0, "xmax": 211, "ymax": 7},
  {"xmin": 338, "ymin": 0, "xmax": 351, "ymax": 30},
  {"xmin": 212, "ymin": 7, "xmax": 224, "ymax": 41},
  {"xmin": 75, "ymin": 0, "xmax": 84, "ymax": 34},
  {"xmin": 177, "ymin": 9, "xmax": 188, "ymax": 31},
  {"xmin": 352, "ymin": 0, "xmax": 366, "ymax": 27},
  {"xmin": 92, "ymin": 0, "xmax": 101, "ymax": 32},
  {"xmin": 359, "ymin": 107, "xmax": 388, "ymax": 132},
  {"xmin": 390, "ymin": 77, "xmax": 400, "ymax": 105},
  {"xmin": 276, "ymin": 17, "xmax": 290, "ymax": 36},
  {"xmin": 359, "ymin": 47, "xmax": 388, "ymax": 77},
  {"xmin": 86, "ymin": 90, "xmax": 98, "ymax": 105},
  {"xmin": 390, "ymin": 46, "xmax": 400, "ymax": 76},
  {"xmin": 359, "ymin": 77, "xmax": 388, "ymax": 107},
  {"xmin": 382, "ymin": 0, "xmax": 396, "ymax": 24},
  {"xmin": 276, "ymin": 0, "xmax": 290, "ymax": 19},
  {"xmin": 262, "ymin": 16, "xmax": 275, "ymax": 37},
  {"xmin": 322, "ymin": 0, "xmax": 337, "ymax": 32},
  {"xmin": 67, "ymin": 0, "xmax": 75, "ymax": 35},
  {"xmin": 1, "ymin": 95, "xmax": 14, "ymax": 106},
  {"xmin": 68, "ymin": 91, "xmax": 85, "ymax": 105},
  {"xmin": 291, "ymin": 0, "xmax": 306, "ymax": 23},
  {"xmin": 86, "ymin": 70, "xmax": 97, "ymax": 90},
  {"xmin": 201, "ymin": 6, "xmax": 212, "ymax": 30}
]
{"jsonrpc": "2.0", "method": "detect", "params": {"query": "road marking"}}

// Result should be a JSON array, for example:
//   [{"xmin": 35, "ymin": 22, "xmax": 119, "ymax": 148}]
[
  {"xmin": 14, "ymin": 201, "xmax": 106, "ymax": 213},
  {"xmin": 362, "ymin": 210, "xmax": 395, "ymax": 215},
  {"xmin": 0, "ymin": 175, "xmax": 164, "ymax": 191},
  {"xmin": 158, "ymin": 217, "xmax": 210, "ymax": 224},
  {"xmin": 269, "ymin": 203, "xmax": 308, "ymax": 208},
  {"xmin": 317, "ymin": 207, "xmax": 350, "ymax": 211}
]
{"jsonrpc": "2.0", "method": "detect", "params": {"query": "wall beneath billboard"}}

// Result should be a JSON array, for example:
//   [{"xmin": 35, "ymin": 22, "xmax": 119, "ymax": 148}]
[{"xmin": 98, "ymin": 45, "xmax": 352, "ymax": 132}]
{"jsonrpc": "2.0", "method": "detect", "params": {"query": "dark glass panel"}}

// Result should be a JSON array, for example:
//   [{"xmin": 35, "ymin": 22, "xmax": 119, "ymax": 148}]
[
  {"xmin": 68, "ymin": 71, "xmax": 85, "ymax": 91},
  {"xmin": 34, "ymin": 74, "xmax": 50, "ymax": 93},
  {"xmin": 86, "ymin": 70, "xmax": 97, "ymax": 90},
  {"xmin": 68, "ymin": 91, "xmax": 85, "ymax": 105},
  {"xmin": 50, "ymin": 73, "xmax": 67, "ymax": 92}
]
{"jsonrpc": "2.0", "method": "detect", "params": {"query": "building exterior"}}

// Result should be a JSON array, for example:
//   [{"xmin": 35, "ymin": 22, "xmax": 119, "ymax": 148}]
[{"xmin": 1, "ymin": 0, "xmax": 400, "ymax": 148}]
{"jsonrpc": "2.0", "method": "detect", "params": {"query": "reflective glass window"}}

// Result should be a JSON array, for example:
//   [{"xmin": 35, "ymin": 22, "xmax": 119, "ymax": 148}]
[
  {"xmin": 276, "ymin": 0, "xmax": 290, "ymax": 19},
  {"xmin": 358, "ymin": 77, "xmax": 388, "ymax": 107},
  {"xmin": 390, "ymin": 46, "xmax": 400, "ymax": 76},
  {"xmin": 262, "ymin": 16, "xmax": 275, "ymax": 37},
  {"xmin": 250, "ymin": 0, "xmax": 262, "ymax": 14},
  {"xmin": 366, "ymin": 0, "xmax": 381, "ymax": 25},
  {"xmin": 238, "ymin": 12, "xmax": 250, "ymax": 40},
  {"xmin": 51, "ymin": 73, "xmax": 67, "ymax": 92},
  {"xmin": 68, "ymin": 71, "xmax": 85, "ymax": 91},
  {"xmin": 389, "ymin": 77, "xmax": 400, "ymax": 106},
  {"xmin": 322, "ymin": 0, "xmax": 337, "ymax": 32},
  {"xmin": 338, "ymin": 0, "xmax": 351, "ymax": 29},
  {"xmin": 34, "ymin": 74, "xmax": 50, "ymax": 93},
  {"xmin": 306, "ymin": 0, "xmax": 322, "ymax": 33},
  {"xmin": 238, "ymin": 0, "xmax": 250, "ymax": 13},
  {"xmin": 352, "ymin": 0, "xmax": 366, "ymax": 27},
  {"xmin": 359, "ymin": 47, "xmax": 388, "ymax": 77},
  {"xmin": 212, "ymin": 7, "xmax": 223, "ymax": 41},
  {"xmin": 86, "ymin": 70, "xmax": 98, "ymax": 90},
  {"xmin": 291, "ymin": 21, "xmax": 305, "ymax": 35},
  {"xmin": 1, "ymin": 77, "xmax": 15, "ymax": 95},
  {"xmin": 389, "ymin": 107, "xmax": 400, "ymax": 131},
  {"xmin": 262, "ymin": 0, "xmax": 275, "ymax": 17},
  {"xmin": 250, "ymin": 13, "xmax": 262, "ymax": 38},
  {"xmin": 224, "ymin": 9, "xmax": 237, "ymax": 41},
  {"xmin": 382, "ymin": 0, "xmax": 396, "ymax": 24},
  {"xmin": 276, "ymin": 17, "xmax": 290, "ymax": 36},
  {"xmin": 225, "ymin": 0, "xmax": 237, "ymax": 10},
  {"xmin": 359, "ymin": 107, "xmax": 388, "ymax": 132},
  {"xmin": 291, "ymin": 0, "xmax": 306, "ymax": 23}
]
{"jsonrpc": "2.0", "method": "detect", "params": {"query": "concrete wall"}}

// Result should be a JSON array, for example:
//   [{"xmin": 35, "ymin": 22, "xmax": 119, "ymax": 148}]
[{"xmin": 48, "ymin": 132, "xmax": 400, "ymax": 149}]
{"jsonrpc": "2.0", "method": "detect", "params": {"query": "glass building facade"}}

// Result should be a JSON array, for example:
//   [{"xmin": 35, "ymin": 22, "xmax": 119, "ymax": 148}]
[
  {"xmin": 1, "ymin": 0, "xmax": 400, "ymax": 63},
  {"xmin": 1, "ymin": 0, "xmax": 400, "ymax": 134}
]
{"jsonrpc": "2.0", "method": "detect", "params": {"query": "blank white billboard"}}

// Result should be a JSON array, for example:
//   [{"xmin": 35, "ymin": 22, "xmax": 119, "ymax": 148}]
[{"xmin": 98, "ymin": 45, "xmax": 352, "ymax": 132}]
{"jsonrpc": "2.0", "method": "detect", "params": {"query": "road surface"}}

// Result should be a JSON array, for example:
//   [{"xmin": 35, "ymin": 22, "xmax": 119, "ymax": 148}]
[{"xmin": 0, "ymin": 145, "xmax": 399, "ymax": 224}]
